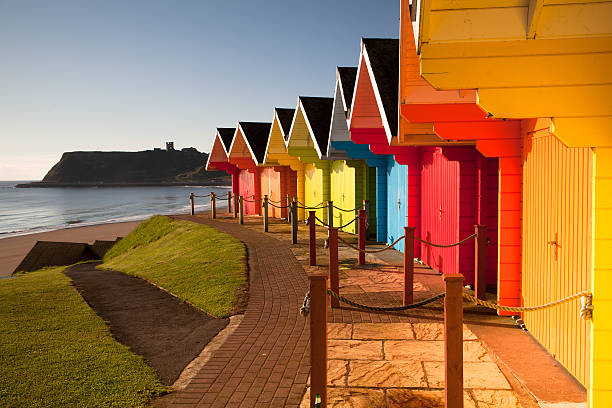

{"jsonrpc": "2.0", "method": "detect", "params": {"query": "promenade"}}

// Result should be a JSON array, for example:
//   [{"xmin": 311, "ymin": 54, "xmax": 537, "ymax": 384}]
[{"xmin": 166, "ymin": 214, "xmax": 586, "ymax": 408}]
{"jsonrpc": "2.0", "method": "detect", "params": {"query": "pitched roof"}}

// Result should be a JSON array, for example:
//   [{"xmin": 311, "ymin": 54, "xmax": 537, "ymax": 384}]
[
  {"xmin": 275, "ymin": 108, "xmax": 295, "ymax": 140},
  {"xmin": 337, "ymin": 67, "xmax": 357, "ymax": 110},
  {"xmin": 238, "ymin": 122, "xmax": 272, "ymax": 164},
  {"xmin": 363, "ymin": 38, "xmax": 399, "ymax": 137},
  {"xmin": 217, "ymin": 128, "xmax": 235, "ymax": 152},
  {"xmin": 300, "ymin": 97, "xmax": 334, "ymax": 157}
]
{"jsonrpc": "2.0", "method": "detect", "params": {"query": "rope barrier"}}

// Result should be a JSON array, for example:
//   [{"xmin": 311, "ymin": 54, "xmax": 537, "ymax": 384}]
[
  {"xmin": 297, "ymin": 203, "xmax": 328, "ymax": 210},
  {"xmin": 415, "ymin": 233, "xmax": 477, "ymax": 248},
  {"xmin": 268, "ymin": 202, "xmax": 290, "ymax": 209},
  {"xmin": 313, "ymin": 216, "xmax": 358, "ymax": 230},
  {"xmin": 267, "ymin": 198, "xmax": 284, "ymax": 204},
  {"xmin": 462, "ymin": 291, "xmax": 593, "ymax": 319},
  {"xmin": 327, "ymin": 289, "xmax": 445, "ymax": 312},
  {"xmin": 243, "ymin": 198, "xmax": 262, "ymax": 203},
  {"xmin": 296, "ymin": 200, "xmax": 325, "ymax": 208},
  {"xmin": 337, "ymin": 235, "xmax": 405, "ymax": 253},
  {"xmin": 332, "ymin": 205, "xmax": 360, "ymax": 213}
]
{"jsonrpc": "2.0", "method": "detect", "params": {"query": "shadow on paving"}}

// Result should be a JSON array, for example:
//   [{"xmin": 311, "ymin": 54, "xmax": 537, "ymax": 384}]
[{"xmin": 64, "ymin": 262, "xmax": 229, "ymax": 385}]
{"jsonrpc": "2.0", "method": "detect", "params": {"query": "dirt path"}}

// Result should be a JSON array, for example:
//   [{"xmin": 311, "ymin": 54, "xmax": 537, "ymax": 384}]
[{"xmin": 64, "ymin": 262, "xmax": 229, "ymax": 385}]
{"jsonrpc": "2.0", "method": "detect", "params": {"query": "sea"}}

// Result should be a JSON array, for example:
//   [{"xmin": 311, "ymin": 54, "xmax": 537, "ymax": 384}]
[{"xmin": 0, "ymin": 181, "xmax": 231, "ymax": 239}]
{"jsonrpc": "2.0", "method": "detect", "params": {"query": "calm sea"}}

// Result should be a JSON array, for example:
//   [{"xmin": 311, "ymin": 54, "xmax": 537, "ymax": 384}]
[{"xmin": 0, "ymin": 181, "xmax": 231, "ymax": 239}]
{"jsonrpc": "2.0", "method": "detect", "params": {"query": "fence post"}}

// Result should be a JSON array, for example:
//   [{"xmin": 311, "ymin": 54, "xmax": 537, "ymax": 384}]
[
  {"xmin": 287, "ymin": 195, "xmax": 292, "ymax": 224},
  {"xmin": 291, "ymin": 199, "xmax": 298, "ymax": 244},
  {"xmin": 327, "ymin": 201, "xmax": 334, "ymax": 228},
  {"xmin": 263, "ymin": 195, "xmax": 269, "ymax": 232},
  {"xmin": 358, "ymin": 210, "xmax": 366, "ymax": 265},
  {"xmin": 328, "ymin": 227, "xmax": 339, "ymax": 308},
  {"xmin": 309, "ymin": 211, "xmax": 316, "ymax": 266},
  {"xmin": 233, "ymin": 194, "xmax": 238, "ymax": 218},
  {"xmin": 210, "ymin": 193, "xmax": 216, "ymax": 219},
  {"xmin": 404, "ymin": 227, "xmax": 415, "ymax": 306},
  {"xmin": 227, "ymin": 192, "xmax": 232, "ymax": 214},
  {"xmin": 475, "ymin": 225, "xmax": 487, "ymax": 300},
  {"xmin": 239, "ymin": 196, "xmax": 244, "ymax": 225},
  {"xmin": 309, "ymin": 273, "xmax": 328, "ymax": 408},
  {"xmin": 190, "ymin": 193, "xmax": 195, "ymax": 215},
  {"xmin": 444, "ymin": 274, "xmax": 464, "ymax": 408}
]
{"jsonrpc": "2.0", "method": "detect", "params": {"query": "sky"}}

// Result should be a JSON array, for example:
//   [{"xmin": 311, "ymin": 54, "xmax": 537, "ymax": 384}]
[{"xmin": 0, "ymin": 0, "xmax": 399, "ymax": 180}]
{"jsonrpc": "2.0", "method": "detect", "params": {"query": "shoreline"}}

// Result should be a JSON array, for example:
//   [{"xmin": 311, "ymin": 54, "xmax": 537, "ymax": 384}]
[
  {"xmin": 0, "ymin": 220, "xmax": 145, "ymax": 277},
  {"xmin": 15, "ymin": 182, "xmax": 232, "ymax": 188}
]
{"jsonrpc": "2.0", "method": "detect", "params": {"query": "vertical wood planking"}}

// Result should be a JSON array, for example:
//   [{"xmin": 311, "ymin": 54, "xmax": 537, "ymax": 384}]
[{"xmin": 522, "ymin": 124, "xmax": 592, "ymax": 388}]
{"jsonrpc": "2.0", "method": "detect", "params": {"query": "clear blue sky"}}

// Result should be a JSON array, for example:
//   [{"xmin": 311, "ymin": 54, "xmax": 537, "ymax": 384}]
[{"xmin": 0, "ymin": 0, "xmax": 399, "ymax": 180}]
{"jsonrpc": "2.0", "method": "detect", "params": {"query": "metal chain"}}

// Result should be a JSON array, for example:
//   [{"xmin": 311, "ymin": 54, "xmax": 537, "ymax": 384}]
[
  {"xmin": 463, "ymin": 292, "xmax": 593, "ymax": 320},
  {"xmin": 327, "ymin": 289, "xmax": 445, "ymax": 311},
  {"xmin": 337, "ymin": 235, "xmax": 405, "ymax": 253},
  {"xmin": 415, "ymin": 233, "xmax": 477, "ymax": 248}
]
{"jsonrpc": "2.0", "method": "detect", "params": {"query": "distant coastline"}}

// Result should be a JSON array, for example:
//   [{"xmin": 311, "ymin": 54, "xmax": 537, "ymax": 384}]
[{"xmin": 16, "ymin": 181, "xmax": 231, "ymax": 188}]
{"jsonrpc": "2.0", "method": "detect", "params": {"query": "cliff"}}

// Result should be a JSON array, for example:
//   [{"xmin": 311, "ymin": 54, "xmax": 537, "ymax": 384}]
[{"xmin": 18, "ymin": 148, "xmax": 230, "ymax": 187}]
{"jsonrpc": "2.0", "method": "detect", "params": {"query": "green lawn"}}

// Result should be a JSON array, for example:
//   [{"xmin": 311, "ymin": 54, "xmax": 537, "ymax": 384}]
[
  {"xmin": 102, "ymin": 215, "xmax": 247, "ymax": 318},
  {"xmin": 0, "ymin": 266, "xmax": 168, "ymax": 408}
]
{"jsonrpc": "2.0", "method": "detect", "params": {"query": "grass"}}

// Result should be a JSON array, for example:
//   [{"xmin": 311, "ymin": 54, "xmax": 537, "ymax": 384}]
[
  {"xmin": 0, "ymin": 266, "xmax": 168, "ymax": 408},
  {"xmin": 102, "ymin": 215, "xmax": 247, "ymax": 318}
]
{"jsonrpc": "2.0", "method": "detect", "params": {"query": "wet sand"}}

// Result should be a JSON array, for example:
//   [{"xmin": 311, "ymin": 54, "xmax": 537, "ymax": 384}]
[{"xmin": 0, "ymin": 221, "xmax": 141, "ymax": 277}]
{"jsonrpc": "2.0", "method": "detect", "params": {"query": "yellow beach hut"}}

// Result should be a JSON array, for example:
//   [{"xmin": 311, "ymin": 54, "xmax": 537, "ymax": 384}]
[
  {"xmin": 410, "ymin": 0, "xmax": 612, "ymax": 402},
  {"xmin": 286, "ymin": 97, "xmax": 334, "ymax": 224}
]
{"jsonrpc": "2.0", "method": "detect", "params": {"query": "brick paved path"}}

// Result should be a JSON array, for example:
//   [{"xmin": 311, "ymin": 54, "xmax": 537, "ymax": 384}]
[{"xmin": 169, "ymin": 215, "xmax": 310, "ymax": 407}]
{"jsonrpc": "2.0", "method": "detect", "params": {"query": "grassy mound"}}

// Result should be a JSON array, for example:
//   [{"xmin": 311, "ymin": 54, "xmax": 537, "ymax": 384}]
[
  {"xmin": 102, "ymin": 215, "xmax": 247, "ymax": 318},
  {"xmin": 0, "ymin": 266, "xmax": 167, "ymax": 408}
]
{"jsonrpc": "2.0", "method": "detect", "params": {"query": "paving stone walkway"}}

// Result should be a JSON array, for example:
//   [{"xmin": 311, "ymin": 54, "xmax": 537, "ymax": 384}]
[{"xmin": 167, "ymin": 215, "xmax": 310, "ymax": 407}]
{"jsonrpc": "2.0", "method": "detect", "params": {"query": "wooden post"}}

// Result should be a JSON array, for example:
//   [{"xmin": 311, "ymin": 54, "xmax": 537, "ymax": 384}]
[
  {"xmin": 287, "ymin": 195, "xmax": 291, "ymax": 224},
  {"xmin": 233, "ymin": 194, "xmax": 238, "ymax": 218},
  {"xmin": 444, "ymin": 274, "xmax": 464, "ymax": 408},
  {"xmin": 227, "ymin": 192, "xmax": 232, "ymax": 214},
  {"xmin": 404, "ymin": 227, "xmax": 415, "ymax": 306},
  {"xmin": 358, "ymin": 209, "xmax": 366, "ymax": 265},
  {"xmin": 309, "ymin": 211, "xmax": 316, "ymax": 266},
  {"xmin": 309, "ymin": 273, "xmax": 328, "ymax": 408},
  {"xmin": 327, "ymin": 201, "xmax": 333, "ymax": 228},
  {"xmin": 475, "ymin": 225, "xmax": 487, "ymax": 300},
  {"xmin": 239, "ymin": 196, "xmax": 244, "ymax": 225},
  {"xmin": 189, "ymin": 193, "xmax": 194, "ymax": 215},
  {"xmin": 210, "ymin": 192, "xmax": 217, "ymax": 219},
  {"xmin": 291, "ymin": 199, "xmax": 298, "ymax": 244},
  {"xmin": 263, "ymin": 194, "xmax": 269, "ymax": 232},
  {"xmin": 328, "ymin": 227, "xmax": 339, "ymax": 308}
]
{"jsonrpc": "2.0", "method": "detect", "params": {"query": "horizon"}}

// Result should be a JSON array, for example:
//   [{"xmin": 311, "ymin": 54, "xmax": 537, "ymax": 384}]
[{"xmin": 0, "ymin": 0, "xmax": 399, "ymax": 180}]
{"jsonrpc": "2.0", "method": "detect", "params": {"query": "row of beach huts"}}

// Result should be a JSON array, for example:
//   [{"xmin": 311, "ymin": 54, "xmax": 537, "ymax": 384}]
[{"xmin": 205, "ymin": 1, "xmax": 611, "ymax": 404}]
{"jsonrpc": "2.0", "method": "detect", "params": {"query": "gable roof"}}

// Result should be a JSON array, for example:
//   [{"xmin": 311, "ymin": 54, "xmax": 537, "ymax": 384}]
[
  {"xmin": 238, "ymin": 122, "xmax": 271, "ymax": 164},
  {"xmin": 217, "ymin": 128, "xmax": 235, "ymax": 153},
  {"xmin": 275, "ymin": 108, "xmax": 295, "ymax": 140},
  {"xmin": 337, "ymin": 67, "xmax": 357, "ymax": 111},
  {"xmin": 299, "ymin": 96, "xmax": 334, "ymax": 157},
  {"xmin": 362, "ymin": 38, "xmax": 399, "ymax": 137}
]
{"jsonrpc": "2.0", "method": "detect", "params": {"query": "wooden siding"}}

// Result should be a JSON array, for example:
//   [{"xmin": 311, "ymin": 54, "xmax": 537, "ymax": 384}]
[
  {"xmin": 238, "ymin": 169, "xmax": 258, "ymax": 215},
  {"xmin": 592, "ymin": 147, "xmax": 612, "ymax": 404},
  {"xmin": 260, "ymin": 167, "xmax": 282, "ymax": 219},
  {"xmin": 522, "ymin": 124, "xmax": 593, "ymax": 388},
  {"xmin": 330, "ymin": 161, "xmax": 368, "ymax": 235},
  {"xmin": 304, "ymin": 163, "xmax": 331, "ymax": 225},
  {"xmin": 387, "ymin": 158, "xmax": 408, "ymax": 250}
]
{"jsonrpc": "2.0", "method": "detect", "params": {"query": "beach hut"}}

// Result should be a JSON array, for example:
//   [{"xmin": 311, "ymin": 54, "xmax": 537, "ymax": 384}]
[
  {"xmin": 227, "ymin": 122, "xmax": 271, "ymax": 215},
  {"xmin": 407, "ymin": 0, "xmax": 612, "ymax": 399},
  {"xmin": 285, "ymin": 97, "xmax": 333, "ymax": 223},
  {"xmin": 326, "ymin": 67, "xmax": 376, "ymax": 235},
  {"xmin": 260, "ymin": 108, "xmax": 298, "ymax": 219},
  {"xmin": 205, "ymin": 128, "xmax": 239, "ymax": 198}
]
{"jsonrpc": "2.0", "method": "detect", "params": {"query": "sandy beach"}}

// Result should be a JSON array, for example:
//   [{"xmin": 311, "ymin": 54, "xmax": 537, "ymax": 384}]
[{"xmin": 0, "ymin": 221, "xmax": 141, "ymax": 277}]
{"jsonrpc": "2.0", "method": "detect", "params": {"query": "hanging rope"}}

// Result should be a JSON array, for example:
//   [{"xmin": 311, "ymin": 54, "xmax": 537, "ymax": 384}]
[
  {"xmin": 313, "ymin": 216, "xmax": 358, "ymax": 230},
  {"xmin": 415, "ymin": 233, "xmax": 477, "ymax": 248},
  {"xmin": 337, "ymin": 235, "xmax": 405, "ymax": 253},
  {"xmin": 268, "ymin": 202, "xmax": 290, "ymax": 209},
  {"xmin": 327, "ymin": 289, "xmax": 445, "ymax": 312},
  {"xmin": 332, "ymin": 205, "xmax": 361, "ymax": 213},
  {"xmin": 296, "ymin": 203, "xmax": 328, "ymax": 210},
  {"xmin": 462, "ymin": 292, "xmax": 593, "ymax": 320}
]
